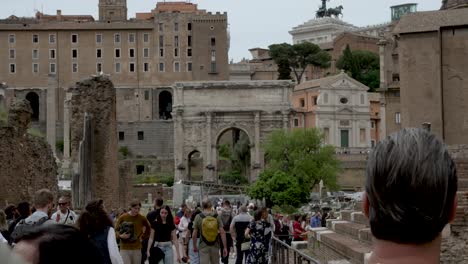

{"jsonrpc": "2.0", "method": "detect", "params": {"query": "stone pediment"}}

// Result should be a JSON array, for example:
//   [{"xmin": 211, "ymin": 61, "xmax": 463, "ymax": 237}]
[
  {"xmin": 337, "ymin": 107, "xmax": 354, "ymax": 114},
  {"xmin": 329, "ymin": 76, "xmax": 368, "ymax": 91}
]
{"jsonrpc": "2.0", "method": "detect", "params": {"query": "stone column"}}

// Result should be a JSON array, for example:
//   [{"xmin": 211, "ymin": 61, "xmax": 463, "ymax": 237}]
[
  {"xmin": 205, "ymin": 112, "xmax": 214, "ymax": 182},
  {"xmin": 46, "ymin": 75, "xmax": 57, "ymax": 155},
  {"xmin": 174, "ymin": 108, "xmax": 185, "ymax": 181},
  {"xmin": 63, "ymin": 92, "xmax": 72, "ymax": 161},
  {"xmin": 282, "ymin": 111, "xmax": 289, "ymax": 130},
  {"xmin": 251, "ymin": 111, "xmax": 262, "ymax": 181}
]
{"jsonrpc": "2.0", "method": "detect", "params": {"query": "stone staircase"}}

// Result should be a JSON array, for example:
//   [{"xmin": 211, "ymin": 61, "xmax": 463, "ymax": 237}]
[{"xmin": 306, "ymin": 203, "xmax": 372, "ymax": 264}]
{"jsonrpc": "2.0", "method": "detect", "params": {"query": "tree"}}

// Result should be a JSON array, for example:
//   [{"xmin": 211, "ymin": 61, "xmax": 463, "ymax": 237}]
[
  {"xmin": 249, "ymin": 129, "xmax": 340, "ymax": 207},
  {"xmin": 336, "ymin": 45, "xmax": 380, "ymax": 92},
  {"xmin": 269, "ymin": 42, "xmax": 331, "ymax": 84}
]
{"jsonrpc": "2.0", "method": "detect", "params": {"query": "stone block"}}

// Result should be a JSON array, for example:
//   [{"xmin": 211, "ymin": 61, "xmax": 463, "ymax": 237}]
[
  {"xmin": 352, "ymin": 212, "xmax": 369, "ymax": 226},
  {"xmin": 321, "ymin": 232, "xmax": 372, "ymax": 264}
]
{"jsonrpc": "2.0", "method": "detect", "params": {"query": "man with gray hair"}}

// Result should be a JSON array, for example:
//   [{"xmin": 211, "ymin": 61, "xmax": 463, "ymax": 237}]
[
  {"xmin": 364, "ymin": 128, "xmax": 458, "ymax": 264},
  {"xmin": 230, "ymin": 205, "xmax": 253, "ymax": 264}
]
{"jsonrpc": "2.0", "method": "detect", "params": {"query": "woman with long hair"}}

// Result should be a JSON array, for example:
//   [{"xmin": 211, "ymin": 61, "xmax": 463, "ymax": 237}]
[
  {"xmin": 147, "ymin": 205, "xmax": 181, "ymax": 264},
  {"xmin": 245, "ymin": 209, "xmax": 271, "ymax": 264},
  {"xmin": 0, "ymin": 210, "xmax": 11, "ymax": 244},
  {"xmin": 77, "ymin": 199, "xmax": 123, "ymax": 264}
]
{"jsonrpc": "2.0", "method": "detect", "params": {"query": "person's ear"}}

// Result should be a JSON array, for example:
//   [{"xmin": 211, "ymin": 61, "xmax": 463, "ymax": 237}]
[
  {"xmin": 448, "ymin": 194, "xmax": 458, "ymax": 223},
  {"xmin": 362, "ymin": 192, "xmax": 370, "ymax": 218}
]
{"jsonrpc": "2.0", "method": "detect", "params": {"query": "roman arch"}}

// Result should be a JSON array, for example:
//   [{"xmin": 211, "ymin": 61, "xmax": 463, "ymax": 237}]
[{"xmin": 173, "ymin": 81, "xmax": 294, "ymax": 183}]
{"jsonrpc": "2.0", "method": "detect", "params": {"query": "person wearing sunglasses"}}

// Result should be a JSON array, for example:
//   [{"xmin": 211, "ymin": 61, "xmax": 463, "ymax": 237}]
[{"xmin": 51, "ymin": 196, "xmax": 77, "ymax": 225}]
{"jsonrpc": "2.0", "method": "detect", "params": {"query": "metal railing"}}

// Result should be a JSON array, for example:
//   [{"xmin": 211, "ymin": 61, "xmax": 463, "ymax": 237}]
[{"xmin": 271, "ymin": 236, "xmax": 320, "ymax": 264}]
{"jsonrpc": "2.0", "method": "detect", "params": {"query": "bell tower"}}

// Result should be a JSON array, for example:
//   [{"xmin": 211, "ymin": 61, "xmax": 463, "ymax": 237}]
[{"xmin": 99, "ymin": 0, "xmax": 127, "ymax": 21}]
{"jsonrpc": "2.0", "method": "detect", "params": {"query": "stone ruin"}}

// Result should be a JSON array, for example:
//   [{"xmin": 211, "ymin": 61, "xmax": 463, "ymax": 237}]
[
  {"xmin": 0, "ymin": 99, "xmax": 58, "ymax": 205},
  {"xmin": 68, "ymin": 76, "xmax": 120, "ymax": 209}
]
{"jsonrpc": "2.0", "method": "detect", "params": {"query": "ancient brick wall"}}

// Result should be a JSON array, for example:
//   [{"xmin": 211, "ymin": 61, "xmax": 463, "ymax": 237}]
[
  {"xmin": 0, "ymin": 99, "xmax": 58, "ymax": 204},
  {"xmin": 69, "ymin": 76, "xmax": 119, "ymax": 208}
]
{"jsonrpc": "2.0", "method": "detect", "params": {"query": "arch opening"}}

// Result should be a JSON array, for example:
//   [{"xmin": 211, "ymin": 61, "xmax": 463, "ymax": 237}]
[
  {"xmin": 26, "ymin": 92, "xmax": 39, "ymax": 121},
  {"xmin": 159, "ymin": 91, "xmax": 172, "ymax": 120},
  {"xmin": 216, "ymin": 127, "xmax": 251, "ymax": 185},
  {"xmin": 188, "ymin": 150, "xmax": 203, "ymax": 181}
]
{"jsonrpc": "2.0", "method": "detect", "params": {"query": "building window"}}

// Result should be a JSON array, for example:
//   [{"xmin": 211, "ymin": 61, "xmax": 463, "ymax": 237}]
[
  {"xmin": 360, "ymin": 128, "xmax": 366, "ymax": 143},
  {"xmin": 174, "ymin": 36, "xmax": 179, "ymax": 47},
  {"xmin": 96, "ymin": 49, "xmax": 102, "ymax": 58},
  {"xmin": 71, "ymin": 34, "xmax": 78, "ymax": 44},
  {"xmin": 32, "ymin": 63, "xmax": 39, "ymax": 73},
  {"xmin": 32, "ymin": 49, "xmax": 39, "ymax": 60},
  {"xmin": 371, "ymin": 120, "xmax": 375, "ymax": 129},
  {"xmin": 118, "ymin": 131, "xmax": 125, "ymax": 141},
  {"xmin": 50, "ymin": 49, "xmax": 56, "ymax": 59},
  {"xmin": 143, "ymin": 48, "xmax": 149, "ymax": 58},
  {"xmin": 187, "ymin": 62, "xmax": 192, "ymax": 72},
  {"xmin": 144, "ymin": 90, "xmax": 150, "ymax": 100},
  {"xmin": 324, "ymin": 93, "xmax": 328, "ymax": 104},
  {"xmin": 174, "ymin": 48, "xmax": 179, "ymax": 57},
  {"xmin": 159, "ymin": 23, "xmax": 163, "ymax": 32},
  {"xmin": 129, "ymin": 63, "xmax": 135, "ymax": 72},
  {"xmin": 211, "ymin": 50, "xmax": 216, "ymax": 62},
  {"xmin": 159, "ymin": 62, "xmax": 164, "ymax": 72},
  {"xmin": 50, "ymin": 63, "xmax": 56, "ymax": 74},
  {"xmin": 294, "ymin": 118, "xmax": 299, "ymax": 127},
  {"xmin": 138, "ymin": 131, "xmax": 144, "ymax": 140},
  {"xmin": 143, "ymin": 33, "xmax": 149, "ymax": 43},
  {"xmin": 211, "ymin": 37, "xmax": 216, "ymax": 46},
  {"xmin": 129, "ymin": 48, "xmax": 135, "ymax": 58},
  {"xmin": 72, "ymin": 49, "xmax": 78, "ymax": 59},
  {"xmin": 371, "ymin": 140, "xmax": 376, "ymax": 148},
  {"xmin": 187, "ymin": 49, "xmax": 192, "ymax": 57},
  {"xmin": 174, "ymin": 22, "xmax": 179, "ymax": 31},
  {"xmin": 360, "ymin": 94, "xmax": 365, "ymax": 104},
  {"xmin": 49, "ymin": 34, "xmax": 56, "ymax": 44},
  {"xmin": 300, "ymin": 98, "xmax": 305, "ymax": 107},
  {"xmin": 395, "ymin": 112, "xmax": 401, "ymax": 124},
  {"xmin": 114, "ymin": 33, "xmax": 121, "ymax": 44},
  {"xmin": 128, "ymin": 33, "xmax": 135, "ymax": 43},
  {"xmin": 9, "ymin": 49, "xmax": 15, "ymax": 59},
  {"xmin": 143, "ymin": 62, "xmax": 149, "ymax": 72},
  {"xmin": 188, "ymin": 36, "xmax": 192, "ymax": 47},
  {"xmin": 115, "ymin": 62, "xmax": 121, "ymax": 73},
  {"xmin": 187, "ymin": 23, "xmax": 192, "ymax": 31},
  {"xmin": 159, "ymin": 48, "xmax": 164, "ymax": 57},
  {"xmin": 32, "ymin": 34, "xmax": 39, "ymax": 44},
  {"xmin": 210, "ymin": 62, "xmax": 216, "ymax": 73},
  {"xmin": 72, "ymin": 63, "xmax": 78, "ymax": 73},
  {"xmin": 174, "ymin": 62, "xmax": 180, "ymax": 72},
  {"xmin": 159, "ymin": 35, "xmax": 164, "ymax": 47},
  {"xmin": 9, "ymin": 34, "xmax": 15, "ymax": 44},
  {"xmin": 115, "ymin": 48, "xmax": 121, "ymax": 58},
  {"xmin": 9, "ymin": 63, "xmax": 15, "ymax": 74},
  {"xmin": 96, "ymin": 63, "xmax": 102, "ymax": 73},
  {"xmin": 96, "ymin": 34, "xmax": 102, "ymax": 44},
  {"xmin": 340, "ymin": 97, "xmax": 348, "ymax": 104}
]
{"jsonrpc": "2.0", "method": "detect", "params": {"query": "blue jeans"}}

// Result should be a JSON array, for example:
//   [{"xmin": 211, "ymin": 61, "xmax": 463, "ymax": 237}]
[
  {"xmin": 157, "ymin": 243, "xmax": 173, "ymax": 264},
  {"xmin": 188, "ymin": 238, "xmax": 200, "ymax": 264}
]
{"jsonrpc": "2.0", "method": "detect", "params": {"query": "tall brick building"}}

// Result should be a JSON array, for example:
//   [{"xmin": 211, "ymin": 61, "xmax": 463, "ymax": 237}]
[{"xmin": 0, "ymin": 1, "xmax": 229, "ymax": 159}]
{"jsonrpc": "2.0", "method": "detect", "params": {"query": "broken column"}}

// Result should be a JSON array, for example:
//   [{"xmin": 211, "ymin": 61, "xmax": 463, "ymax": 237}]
[{"xmin": 69, "ymin": 76, "xmax": 119, "ymax": 209}]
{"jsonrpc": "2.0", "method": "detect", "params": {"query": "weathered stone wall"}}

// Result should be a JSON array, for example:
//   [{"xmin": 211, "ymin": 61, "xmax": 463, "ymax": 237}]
[
  {"xmin": 0, "ymin": 99, "xmax": 58, "ymax": 204},
  {"xmin": 69, "ymin": 76, "xmax": 119, "ymax": 208}
]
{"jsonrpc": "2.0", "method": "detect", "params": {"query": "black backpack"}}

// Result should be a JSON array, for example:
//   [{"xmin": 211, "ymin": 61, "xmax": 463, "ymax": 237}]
[
  {"xmin": 11, "ymin": 216, "xmax": 48, "ymax": 242},
  {"xmin": 220, "ymin": 211, "xmax": 232, "ymax": 232}
]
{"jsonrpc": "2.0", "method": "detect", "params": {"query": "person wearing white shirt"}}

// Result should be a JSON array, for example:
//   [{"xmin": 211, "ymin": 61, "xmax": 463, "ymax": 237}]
[{"xmin": 51, "ymin": 196, "xmax": 77, "ymax": 225}]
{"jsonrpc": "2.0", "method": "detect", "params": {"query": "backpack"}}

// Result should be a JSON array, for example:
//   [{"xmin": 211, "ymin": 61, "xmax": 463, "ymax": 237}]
[
  {"xmin": 220, "ymin": 211, "xmax": 232, "ymax": 232},
  {"xmin": 199, "ymin": 213, "xmax": 219, "ymax": 245},
  {"xmin": 11, "ymin": 216, "xmax": 48, "ymax": 242}
]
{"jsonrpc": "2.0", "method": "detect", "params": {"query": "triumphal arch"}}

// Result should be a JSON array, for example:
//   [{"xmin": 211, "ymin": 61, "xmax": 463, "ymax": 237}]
[{"xmin": 173, "ymin": 81, "xmax": 294, "ymax": 183}]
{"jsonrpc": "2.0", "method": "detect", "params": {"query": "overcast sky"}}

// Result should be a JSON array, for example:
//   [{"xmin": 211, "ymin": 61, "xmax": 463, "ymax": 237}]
[{"xmin": 2, "ymin": 0, "xmax": 442, "ymax": 61}]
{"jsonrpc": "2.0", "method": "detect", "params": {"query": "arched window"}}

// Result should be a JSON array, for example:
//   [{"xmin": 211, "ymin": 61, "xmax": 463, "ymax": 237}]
[
  {"xmin": 26, "ymin": 92, "xmax": 39, "ymax": 121},
  {"xmin": 159, "ymin": 91, "xmax": 172, "ymax": 120}
]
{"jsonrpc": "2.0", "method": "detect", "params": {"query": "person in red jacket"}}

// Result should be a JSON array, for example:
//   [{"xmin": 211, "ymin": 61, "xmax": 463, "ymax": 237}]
[{"xmin": 292, "ymin": 215, "xmax": 306, "ymax": 241}]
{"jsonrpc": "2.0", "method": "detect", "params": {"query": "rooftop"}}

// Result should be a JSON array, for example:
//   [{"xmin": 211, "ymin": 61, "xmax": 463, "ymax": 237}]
[{"xmin": 394, "ymin": 8, "xmax": 468, "ymax": 34}]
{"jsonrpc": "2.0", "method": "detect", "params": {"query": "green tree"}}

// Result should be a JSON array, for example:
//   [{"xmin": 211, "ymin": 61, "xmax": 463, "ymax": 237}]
[
  {"xmin": 269, "ymin": 42, "xmax": 331, "ymax": 84},
  {"xmin": 249, "ymin": 129, "xmax": 340, "ymax": 207},
  {"xmin": 336, "ymin": 45, "xmax": 380, "ymax": 92}
]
